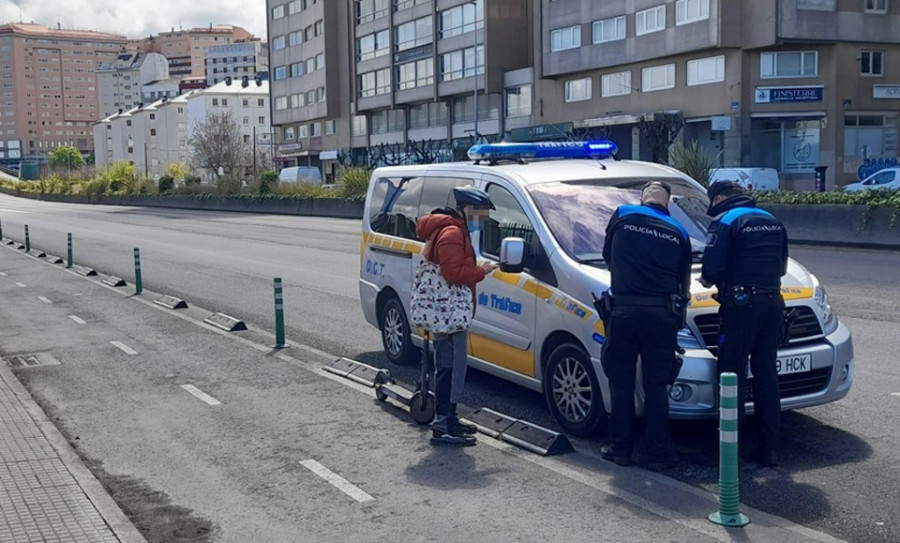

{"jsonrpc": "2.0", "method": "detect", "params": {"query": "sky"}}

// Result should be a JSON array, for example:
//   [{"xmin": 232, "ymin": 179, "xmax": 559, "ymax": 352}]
[{"xmin": 0, "ymin": 0, "xmax": 268, "ymax": 39}]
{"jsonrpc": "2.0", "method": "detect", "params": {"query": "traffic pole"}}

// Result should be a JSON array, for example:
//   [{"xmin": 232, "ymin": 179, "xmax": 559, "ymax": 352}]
[
  {"xmin": 709, "ymin": 372, "xmax": 750, "ymax": 527},
  {"xmin": 66, "ymin": 233, "xmax": 73, "ymax": 268},
  {"xmin": 0, "ymin": 216, "xmax": 3, "ymax": 239},
  {"xmin": 133, "ymin": 248, "xmax": 143, "ymax": 295},
  {"xmin": 274, "ymin": 277, "xmax": 286, "ymax": 348},
  {"xmin": 24, "ymin": 225, "xmax": 30, "ymax": 252}
]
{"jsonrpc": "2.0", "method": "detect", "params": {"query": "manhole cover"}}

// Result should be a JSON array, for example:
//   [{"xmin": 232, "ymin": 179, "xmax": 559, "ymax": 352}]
[{"xmin": 3, "ymin": 353, "xmax": 61, "ymax": 368}]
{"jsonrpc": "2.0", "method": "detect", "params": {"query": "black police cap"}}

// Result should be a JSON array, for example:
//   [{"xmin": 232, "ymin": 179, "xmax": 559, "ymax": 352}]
[{"xmin": 707, "ymin": 180, "xmax": 743, "ymax": 201}]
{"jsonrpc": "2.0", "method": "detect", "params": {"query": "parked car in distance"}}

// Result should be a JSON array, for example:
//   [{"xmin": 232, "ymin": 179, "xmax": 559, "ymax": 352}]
[
  {"xmin": 842, "ymin": 167, "xmax": 900, "ymax": 192},
  {"xmin": 278, "ymin": 166, "xmax": 323, "ymax": 185},
  {"xmin": 709, "ymin": 168, "xmax": 780, "ymax": 191}
]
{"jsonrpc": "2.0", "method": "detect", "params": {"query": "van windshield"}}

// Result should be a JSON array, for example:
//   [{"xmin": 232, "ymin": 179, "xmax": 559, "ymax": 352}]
[{"xmin": 529, "ymin": 177, "xmax": 711, "ymax": 265}]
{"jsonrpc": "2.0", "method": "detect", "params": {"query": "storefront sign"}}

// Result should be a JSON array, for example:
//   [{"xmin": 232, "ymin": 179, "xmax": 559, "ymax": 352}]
[
  {"xmin": 755, "ymin": 87, "xmax": 823, "ymax": 104},
  {"xmin": 711, "ymin": 116, "xmax": 732, "ymax": 131},
  {"xmin": 783, "ymin": 121, "xmax": 820, "ymax": 172},
  {"xmin": 873, "ymin": 85, "xmax": 900, "ymax": 99},
  {"xmin": 507, "ymin": 123, "xmax": 574, "ymax": 142},
  {"xmin": 279, "ymin": 142, "xmax": 303, "ymax": 155},
  {"xmin": 797, "ymin": 0, "xmax": 835, "ymax": 10},
  {"xmin": 320, "ymin": 150, "xmax": 339, "ymax": 160}
]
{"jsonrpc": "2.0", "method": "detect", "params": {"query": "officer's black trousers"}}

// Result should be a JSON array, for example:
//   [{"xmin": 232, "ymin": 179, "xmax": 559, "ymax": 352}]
[
  {"xmin": 602, "ymin": 306, "xmax": 679, "ymax": 461},
  {"xmin": 717, "ymin": 294, "xmax": 785, "ymax": 454}
]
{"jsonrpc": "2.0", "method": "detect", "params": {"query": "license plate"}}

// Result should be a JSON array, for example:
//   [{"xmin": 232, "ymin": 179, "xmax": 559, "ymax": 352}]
[{"xmin": 776, "ymin": 354, "xmax": 812, "ymax": 375}]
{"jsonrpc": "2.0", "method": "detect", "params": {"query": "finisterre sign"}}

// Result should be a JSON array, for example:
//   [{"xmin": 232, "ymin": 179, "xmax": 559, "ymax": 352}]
[
  {"xmin": 755, "ymin": 87, "xmax": 823, "ymax": 104},
  {"xmin": 874, "ymin": 85, "xmax": 900, "ymax": 99}
]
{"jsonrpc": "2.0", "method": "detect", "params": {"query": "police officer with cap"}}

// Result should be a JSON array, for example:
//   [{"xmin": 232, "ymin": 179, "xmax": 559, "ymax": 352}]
[
  {"xmin": 600, "ymin": 181, "xmax": 692, "ymax": 471},
  {"xmin": 700, "ymin": 181, "xmax": 789, "ymax": 467}
]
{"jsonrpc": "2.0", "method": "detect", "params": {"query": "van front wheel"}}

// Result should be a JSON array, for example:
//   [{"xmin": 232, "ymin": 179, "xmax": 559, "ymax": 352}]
[
  {"xmin": 543, "ymin": 343, "xmax": 607, "ymax": 437},
  {"xmin": 380, "ymin": 297, "xmax": 417, "ymax": 365}
]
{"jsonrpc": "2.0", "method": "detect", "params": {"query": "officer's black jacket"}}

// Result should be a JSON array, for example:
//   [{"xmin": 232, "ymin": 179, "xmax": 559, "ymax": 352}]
[
  {"xmin": 701, "ymin": 195, "xmax": 789, "ymax": 290},
  {"xmin": 602, "ymin": 204, "xmax": 692, "ymax": 299}
]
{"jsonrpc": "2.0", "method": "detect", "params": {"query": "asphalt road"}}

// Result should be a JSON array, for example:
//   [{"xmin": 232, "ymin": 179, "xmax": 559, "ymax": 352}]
[{"xmin": 0, "ymin": 194, "xmax": 899, "ymax": 543}]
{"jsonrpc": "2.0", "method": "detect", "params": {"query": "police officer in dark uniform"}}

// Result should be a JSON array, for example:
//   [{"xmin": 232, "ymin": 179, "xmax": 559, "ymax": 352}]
[
  {"xmin": 599, "ymin": 181, "xmax": 692, "ymax": 471},
  {"xmin": 700, "ymin": 181, "xmax": 789, "ymax": 467}
]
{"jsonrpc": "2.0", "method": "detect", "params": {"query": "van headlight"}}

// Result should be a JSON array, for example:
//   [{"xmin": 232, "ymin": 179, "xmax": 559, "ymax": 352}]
[{"xmin": 814, "ymin": 284, "xmax": 837, "ymax": 334}]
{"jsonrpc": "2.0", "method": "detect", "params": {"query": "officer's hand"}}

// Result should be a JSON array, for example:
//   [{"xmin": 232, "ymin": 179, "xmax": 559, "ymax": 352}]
[
  {"xmin": 699, "ymin": 277, "xmax": 714, "ymax": 289},
  {"xmin": 481, "ymin": 262, "xmax": 499, "ymax": 274}
]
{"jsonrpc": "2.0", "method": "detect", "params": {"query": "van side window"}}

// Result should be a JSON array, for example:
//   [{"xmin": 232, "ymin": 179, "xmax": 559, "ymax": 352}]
[
  {"xmin": 368, "ymin": 177, "xmax": 424, "ymax": 240},
  {"xmin": 417, "ymin": 177, "xmax": 474, "ymax": 218},
  {"xmin": 482, "ymin": 185, "xmax": 536, "ymax": 259}
]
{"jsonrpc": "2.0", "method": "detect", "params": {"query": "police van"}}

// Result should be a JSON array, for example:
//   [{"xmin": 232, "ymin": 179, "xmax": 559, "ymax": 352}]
[{"xmin": 358, "ymin": 141, "xmax": 854, "ymax": 436}]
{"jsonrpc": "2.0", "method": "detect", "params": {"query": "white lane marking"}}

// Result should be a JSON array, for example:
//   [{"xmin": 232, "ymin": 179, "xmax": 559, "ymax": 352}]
[
  {"xmin": 0, "ymin": 271, "xmax": 7, "ymax": 276},
  {"xmin": 15, "ymin": 282, "xmax": 26, "ymax": 288},
  {"xmin": 68, "ymin": 315, "xmax": 86, "ymax": 325},
  {"xmin": 38, "ymin": 296, "xmax": 52, "ymax": 304},
  {"xmin": 180, "ymin": 384, "xmax": 222, "ymax": 406},
  {"xmin": 110, "ymin": 341, "xmax": 137, "ymax": 355},
  {"xmin": 892, "ymin": 393, "xmax": 900, "ymax": 398},
  {"xmin": 299, "ymin": 460, "xmax": 374, "ymax": 503}
]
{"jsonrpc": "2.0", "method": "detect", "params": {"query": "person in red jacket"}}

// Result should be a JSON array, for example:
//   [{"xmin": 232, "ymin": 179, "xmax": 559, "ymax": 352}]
[{"xmin": 416, "ymin": 186, "xmax": 498, "ymax": 446}]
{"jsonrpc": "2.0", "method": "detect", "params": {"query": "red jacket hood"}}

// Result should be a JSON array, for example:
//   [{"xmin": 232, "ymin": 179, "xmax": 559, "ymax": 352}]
[{"xmin": 416, "ymin": 210, "xmax": 465, "ymax": 241}]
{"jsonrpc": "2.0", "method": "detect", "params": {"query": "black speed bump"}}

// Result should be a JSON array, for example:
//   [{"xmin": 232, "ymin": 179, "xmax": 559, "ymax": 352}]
[
  {"xmin": 204, "ymin": 312, "xmax": 247, "ymax": 331},
  {"xmin": 324, "ymin": 358, "xmax": 381, "ymax": 387},
  {"xmin": 102, "ymin": 275, "xmax": 127, "ymax": 287},
  {"xmin": 499, "ymin": 420, "xmax": 574, "ymax": 456},
  {"xmin": 5, "ymin": 239, "xmax": 14, "ymax": 246},
  {"xmin": 46, "ymin": 255, "xmax": 64, "ymax": 264},
  {"xmin": 153, "ymin": 295, "xmax": 188, "ymax": 309},
  {"xmin": 28, "ymin": 249, "xmax": 46, "ymax": 258},
  {"xmin": 461, "ymin": 407, "xmax": 517, "ymax": 438}
]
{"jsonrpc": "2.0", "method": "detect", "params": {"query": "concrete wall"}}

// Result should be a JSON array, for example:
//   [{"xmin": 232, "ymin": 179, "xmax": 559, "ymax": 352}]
[{"xmin": 762, "ymin": 204, "xmax": 900, "ymax": 248}]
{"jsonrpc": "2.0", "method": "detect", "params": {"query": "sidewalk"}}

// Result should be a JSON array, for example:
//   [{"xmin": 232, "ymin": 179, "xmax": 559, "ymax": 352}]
[{"xmin": 0, "ymin": 361, "xmax": 146, "ymax": 543}]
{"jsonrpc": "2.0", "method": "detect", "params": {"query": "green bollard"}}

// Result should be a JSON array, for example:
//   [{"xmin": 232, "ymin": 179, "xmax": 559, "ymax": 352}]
[
  {"xmin": 24, "ymin": 225, "xmax": 30, "ymax": 252},
  {"xmin": 709, "ymin": 372, "xmax": 750, "ymax": 527},
  {"xmin": 0, "ymin": 216, "xmax": 3, "ymax": 239},
  {"xmin": 133, "ymin": 248, "xmax": 143, "ymax": 295},
  {"xmin": 66, "ymin": 233, "xmax": 73, "ymax": 268},
  {"xmin": 274, "ymin": 277, "xmax": 286, "ymax": 348}
]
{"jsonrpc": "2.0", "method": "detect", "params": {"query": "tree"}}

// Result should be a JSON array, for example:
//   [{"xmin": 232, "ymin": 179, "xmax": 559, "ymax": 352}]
[
  {"xmin": 165, "ymin": 162, "xmax": 188, "ymax": 180},
  {"xmin": 189, "ymin": 111, "xmax": 248, "ymax": 179},
  {"xmin": 638, "ymin": 113, "xmax": 685, "ymax": 164},
  {"xmin": 48, "ymin": 146, "xmax": 85, "ymax": 171}
]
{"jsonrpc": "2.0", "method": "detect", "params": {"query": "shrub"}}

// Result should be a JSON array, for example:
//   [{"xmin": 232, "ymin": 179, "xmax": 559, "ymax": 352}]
[
  {"xmin": 48, "ymin": 146, "xmax": 85, "ymax": 171},
  {"xmin": 755, "ymin": 188, "xmax": 900, "ymax": 209},
  {"xmin": 669, "ymin": 139, "xmax": 721, "ymax": 188},
  {"xmin": 216, "ymin": 176, "xmax": 243, "ymax": 195},
  {"xmin": 259, "ymin": 170, "xmax": 278, "ymax": 194},
  {"xmin": 158, "ymin": 175, "xmax": 175, "ymax": 193},
  {"xmin": 84, "ymin": 177, "xmax": 110, "ymax": 198},
  {"xmin": 275, "ymin": 183, "xmax": 331, "ymax": 198},
  {"xmin": 338, "ymin": 167, "xmax": 371, "ymax": 201},
  {"xmin": 184, "ymin": 175, "xmax": 202, "ymax": 187}
]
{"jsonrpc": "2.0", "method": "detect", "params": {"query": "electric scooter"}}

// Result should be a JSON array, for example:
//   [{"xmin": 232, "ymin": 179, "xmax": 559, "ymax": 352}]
[{"xmin": 374, "ymin": 332, "xmax": 436, "ymax": 425}]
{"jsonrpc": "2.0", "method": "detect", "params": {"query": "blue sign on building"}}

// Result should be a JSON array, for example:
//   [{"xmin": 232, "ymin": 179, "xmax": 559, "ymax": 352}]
[{"xmin": 755, "ymin": 87, "xmax": 824, "ymax": 104}]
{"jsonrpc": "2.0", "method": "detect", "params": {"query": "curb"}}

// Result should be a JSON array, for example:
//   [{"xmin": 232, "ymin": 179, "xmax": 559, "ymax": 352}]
[{"xmin": 0, "ymin": 363, "xmax": 149, "ymax": 543}]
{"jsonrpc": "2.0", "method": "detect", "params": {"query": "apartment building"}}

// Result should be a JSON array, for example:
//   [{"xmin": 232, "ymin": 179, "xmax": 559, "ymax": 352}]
[
  {"xmin": 205, "ymin": 41, "xmax": 269, "ymax": 86},
  {"xmin": 533, "ymin": 0, "xmax": 900, "ymax": 188},
  {"xmin": 0, "ymin": 23, "xmax": 127, "ymax": 163},
  {"xmin": 96, "ymin": 52, "xmax": 170, "ymax": 118},
  {"xmin": 186, "ymin": 77, "xmax": 272, "ymax": 157},
  {"xmin": 131, "ymin": 25, "xmax": 255, "ymax": 79}
]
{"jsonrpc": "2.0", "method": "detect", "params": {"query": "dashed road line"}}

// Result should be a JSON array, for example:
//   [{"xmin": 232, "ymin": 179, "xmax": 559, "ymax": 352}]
[
  {"xmin": 37, "ymin": 296, "xmax": 52, "ymax": 304},
  {"xmin": 0, "ymin": 271, "xmax": 7, "ymax": 276},
  {"xmin": 110, "ymin": 341, "xmax": 137, "ymax": 355},
  {"xmin": 68, "ymin": 315, "xmax": 86, "ymax": 325},
  {"xmin": 15, "ymin": 282, "xmax": 25, "ymax": 288},
  {"xmin": 892, "ymin": 393, "xmax": 900, "ymax": 398},
  {"xmin": 299, "ymin": 460, "xmax": 374, "ymax": 503},
  {"xmin": 180, "ymin": 385, "xmax": 222, "ymax": 406}
]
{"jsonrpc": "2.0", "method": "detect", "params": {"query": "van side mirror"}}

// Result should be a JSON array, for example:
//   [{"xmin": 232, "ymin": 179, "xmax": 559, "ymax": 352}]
[{"xmin": 500, "ymin": 238, "xmax": 526, "ymax": 274}]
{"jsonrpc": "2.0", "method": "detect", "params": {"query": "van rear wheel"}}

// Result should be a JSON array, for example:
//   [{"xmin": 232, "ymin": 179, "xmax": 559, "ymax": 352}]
[
  {"xmin": 380, "ymin": 297, "xmax": 417, "ymax": 365},
  {"xmin": 543, "ymin": 343, "xmax": 607, "ymax": 437}
]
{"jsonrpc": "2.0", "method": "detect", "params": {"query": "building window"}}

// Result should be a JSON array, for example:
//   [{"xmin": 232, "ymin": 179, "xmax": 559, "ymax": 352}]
[
  {"xmin": 592, "ymin": 16, "xmax": 626, "ymax": 44},
  {"xmin": 439, "ymin": 1, "xmax": 484, "ymax": 39},
  {"xmin": 150, "ymin": 128, "xmax": 157, "ymax": 136},
  {"xmin": 290, "ymin": 93, "xmax": 304, "ymax": 108},
  {"xmin": 357, "ymin": 30, "xmax": 390, "ymax": 61},
  {"xmin": 396, "ymin": 58, "xmax": 434, "ymax": 90},
  {"xmin": 844, "ymin": 115, "xmax": 896, "ymax": 161},
  {"xmin": 289, "ymin": 31, "xmax": 303, "ymax": 47},
  {"xmin": 865, "ymin": 0, "xmax": 888, "ymax": 12},
  {"xmin": 259, "ymin": 116, "xmax": 265, "ymax": 125},
  {"xmin": 564, "ymin": 77, "xmax": 592, "ymax": 102},
  {"xmin": 317, "ymin": 87, "xmax": 326, "ymax": 102},
  {"xmin": 675, "ymin": 0, "xmax": 710, "ymax": 26},
  {"xmin": 641, "ymin": 63, "xmax": 676, "ymax": 91},
  {"xmin": 505, "ymin": 85, "xmax": 532, "ymax": 117},
  {"xmin": 258, "ymin": 99, "xmax": 265, "ymax": 107},
  {"xmin": 395, "ymin": 16, "xmax": 433, "ymax": 51},
  {"xmin": 306, "ymin": 58, "xmax": 315, "ymax": 73},
  {"xmin": 272, "ymin": 36, "xmax": 286, "ymax": 51},
  {"xmin": 275, "ymin": 96, "xmax": 288, "ymax": 110},
  {"xmin": 359, "ymin": 68, "xmax": 391, "ymax": 97},
  {"xmin": 310, "ymin": 122, "xmax": 322, "ymax": 137},
  {"xmin": 636, "ymin": 5, "xmax": 666, "ymax": 36},
  {"xmin": 687, "ymin": 55, "xmax": 725, "ymax": 86},
  {"xmin": 290, "ymin": 62, "xmax": 304, "ymax": 77},
  {"xmin": 212, "ymin": 98, "xmax": 219, "ymax": 106},
  {"xmin": 243, "ymin": 99, "xmax": 249, "ymax": 107},
  {"xmin": 298, "ymin": 124, "xmax": 308, "ymax": 138},
  {"xmin": 439, "ymin": 46, "xmax": 484, "ymax": 82},
  {"xmin": 315, "ymin": 20, "xmax": 324, "ymax": 36},
  {"xmin": 222, "ymin": 99, "xmax": 228, "ymax": 106},
  {"xmin": 451, "ymin": 94, "xmax": 500, "ymax": 123},
  {"xmin": 356, "ymin": 0, "xmax": 390, "ymax": 24},
  {"xmin": 243, "ymin": 135, "xmax": 250, "ymax": 143},
  {"xmin": 601, "ymin": 71, "xmax": 632, "ymax": 97},
  {"xmin": 760, "ymin": 51, "xmax": 818, "ymax": 78},
  {"xmin": 325, "ymin": 120, "xmax": 335, "ymax": 135},
  {"xmin": 352, "ymin": 115, "xmax": 367, "ymax": 136},
  {"xmin": 751, "ymin": 118, "xmax": 821, "ymax": 173},
  {"xmin": 550, "ymin": 26, "xmax": 581, "ymax": 52},
  {"xmin": 306, "ymin": 90, "xmax": 316, "ymax": 104},
  {"xmin": 408, "ymin": 102, "xmax": 449, "ymax": 130},
  {"xmin": 285, "ymin": 126, "xmax": 295, "ymax": 140},
  {"xmin": 272, "ymin": 4, "xmax": 285, "ymax": 19},
  {"xmin": 242, "ymin": 116, "xmax": 250, "ymax": 125},
  {"xmin": 316, "ymin": 53, "xmax": 325, "ymax": 71},
  {"xmin": 274, "ymin": 66, "xmax": 287, "ymax": 80},
  {"xmin": 861, "ymin": 51, "xmax": 884, "ymax": 76}
]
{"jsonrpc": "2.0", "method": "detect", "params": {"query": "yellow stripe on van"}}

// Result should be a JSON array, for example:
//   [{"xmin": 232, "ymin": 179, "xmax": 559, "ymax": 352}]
[
  {"xmin": 493, "ymin": 271, "xmax": 521, "ymax": 287},
  {"xmin": 469, "ymin": 334, "xmax": 535, "ymax": 377},
  {"xmin": 781, "ymin": 287, "xmax": 814, "ymax": 300},
  {"xmin": 522, "ymin": 280, "xmax": 553, "ymax": 301},
  {"xmin": 690, "ymin": 286, "xmax": 814, "ymax": 308},
  {"xmin": 594, "ymin": 320, "xmax": 606, "ymax": 336},
  {"xmin": 391, "ymin": 238, "xmax": 404, "ymax": 251}
]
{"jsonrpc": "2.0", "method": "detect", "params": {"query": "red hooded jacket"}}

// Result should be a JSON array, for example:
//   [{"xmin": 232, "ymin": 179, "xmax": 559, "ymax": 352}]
[{"xmin": 416, "ymin": 209, "xmax": 486, "ymax": 299}]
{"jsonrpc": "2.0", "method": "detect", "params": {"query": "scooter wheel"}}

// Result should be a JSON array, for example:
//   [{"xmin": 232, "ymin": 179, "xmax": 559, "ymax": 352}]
[
  {"xmin": 409, "ymin": 391, "xmax": 435, "ymax": 425},
  {"xmin": 374, "ymin": 386, "xmax": 388, "ymax": 403}
]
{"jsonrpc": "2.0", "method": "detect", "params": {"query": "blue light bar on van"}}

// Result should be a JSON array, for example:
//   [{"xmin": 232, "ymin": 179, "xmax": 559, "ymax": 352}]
[{"xmin": 467, "ymin": 140, "xmax": 619, "ymax": 162}]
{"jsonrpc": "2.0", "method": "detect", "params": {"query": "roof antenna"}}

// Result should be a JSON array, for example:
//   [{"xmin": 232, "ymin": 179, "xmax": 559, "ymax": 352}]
[{"xmin": 57, "ymin": 19, "xmax": 61, "ymax": 30}]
